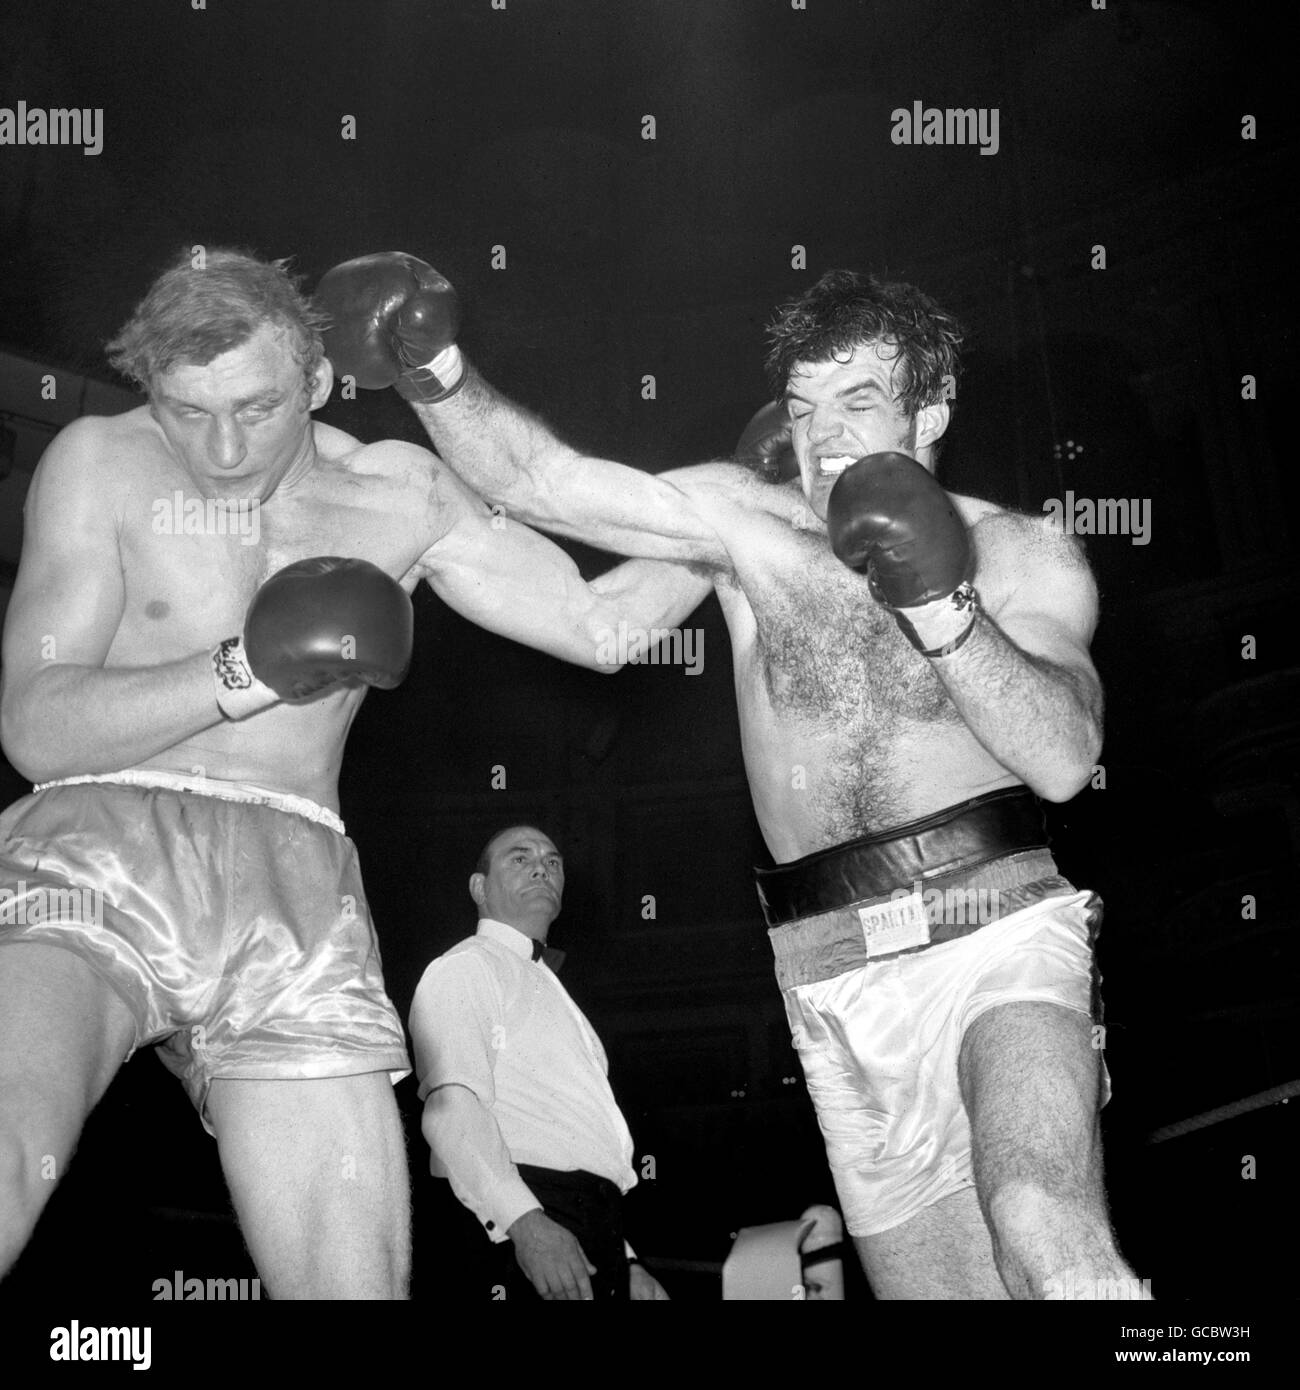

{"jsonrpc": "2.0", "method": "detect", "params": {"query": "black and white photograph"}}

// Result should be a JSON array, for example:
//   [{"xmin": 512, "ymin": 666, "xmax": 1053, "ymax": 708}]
[{"xmin": 0, "ymin": 0, "xmax": 1293, "ymax": 1363}]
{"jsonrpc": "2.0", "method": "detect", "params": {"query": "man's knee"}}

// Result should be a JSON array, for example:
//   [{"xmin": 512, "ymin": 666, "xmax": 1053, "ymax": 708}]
[
  {"xmin": 985, "ymin": 1172, "xmax": 1092, "ymax": 1242},
  {"xmin": 982, "ymin": 1173, "xmax": 1126, "ymax": 1296}
]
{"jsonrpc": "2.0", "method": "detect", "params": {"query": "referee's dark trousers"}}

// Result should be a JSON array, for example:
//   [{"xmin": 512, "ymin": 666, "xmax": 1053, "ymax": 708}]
[{"xmin": 496, "ymin": 1165, "xmax": 629, "ymax": 1300}]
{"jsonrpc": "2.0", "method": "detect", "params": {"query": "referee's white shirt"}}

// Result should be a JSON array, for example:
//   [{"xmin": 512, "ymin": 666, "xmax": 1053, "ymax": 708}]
[{"xmin": 409, "ymin": 917, "xmax": 637, "ymax": 1241}]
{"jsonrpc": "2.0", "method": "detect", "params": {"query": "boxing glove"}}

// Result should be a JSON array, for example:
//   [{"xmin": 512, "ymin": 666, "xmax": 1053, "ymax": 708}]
[
  {"xmin": 315, "ymin": 252, "xmax": 465, "ymax": 403},
  {"xmin": 827, "ymin": 453, "xmax": 978, "ymax": 657},
  {"xmin": 213, "ymin": 557, "xmax": 414, "ymax": 717},
  {"xmin": 735, "ymin": 401, "xmax": 797, "ymax": 482}
]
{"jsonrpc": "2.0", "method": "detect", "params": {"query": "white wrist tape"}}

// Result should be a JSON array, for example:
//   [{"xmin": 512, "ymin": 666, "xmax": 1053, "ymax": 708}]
[
  {"xmin": 397, "ymin": 344, "xmax": 466, "ymax": 403},
  {"xmin": 892, "ymin": 583, "xmax": 979, "ymax": 657},
  {"xmin": 212, "ymin": 636, "xmax": 279, "ymax": 720}
]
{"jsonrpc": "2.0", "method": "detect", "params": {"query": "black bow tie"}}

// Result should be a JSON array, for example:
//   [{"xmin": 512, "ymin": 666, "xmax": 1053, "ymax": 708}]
[{"xmin": 531, "ymin": 938, "xmax": 546, "ymax": 962}]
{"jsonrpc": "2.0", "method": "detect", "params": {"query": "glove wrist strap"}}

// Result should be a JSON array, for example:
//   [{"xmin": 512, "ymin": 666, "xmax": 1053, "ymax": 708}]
[
  {"xmin": 212, "ymin": 636, "xmax": 279, "ymax": 720},
  {"xmin": 396, "ymin": 344, "xmax": 466, "ymax": 404},
  {"xmin": 892, "ymin": 583, "xmax": 980, "ymax": 658}
]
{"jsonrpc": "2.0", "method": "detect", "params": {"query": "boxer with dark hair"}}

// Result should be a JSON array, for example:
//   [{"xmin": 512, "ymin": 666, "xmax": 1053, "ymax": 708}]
[
  {"xmin": 0, "ymin": 247, "xmax": 709, "ymax": 1298},
  {"xmin": 321, "ymin": 256, "xmax": 1146, "ymax": 1300}
]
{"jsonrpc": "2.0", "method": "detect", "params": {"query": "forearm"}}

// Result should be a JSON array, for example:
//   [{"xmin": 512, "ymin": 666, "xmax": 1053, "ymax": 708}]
[
  {"xmin": 410, "ymin": 367, "xmax": 558, "ymax": 521},
  {"xmin": 0, "ymin": 651, "xmax": 226, "ymax": 783},
  {"xmin": 930, "ymin": 613, "xmax": 1103, "ymax": 801},
  {"xmin": 421, "ymin": 1086, "xmax": 541, "ymax": 1239}
]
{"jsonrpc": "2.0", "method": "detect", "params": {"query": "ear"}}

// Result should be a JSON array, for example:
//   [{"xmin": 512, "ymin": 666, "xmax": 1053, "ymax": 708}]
[
  {"xmin": 469, "ymin": 873, "xmax": 486, "ymax": 908},
  {"xmin": 307, "ymin": 355, "xmax": 335, "ymax": 412},
  {"xmin": 914, "ymin": 399, "xmax": 950, "ymax": 451}
]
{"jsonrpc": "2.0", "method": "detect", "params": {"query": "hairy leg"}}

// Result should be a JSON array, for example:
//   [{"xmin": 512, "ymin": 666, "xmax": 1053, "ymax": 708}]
[
  {"xmin": 959, "ymin": 1000, "xmax": 1147, "ymax": 1300},
  {"xmin": 208, "ymin": 1071, "xmax": 410, "ymax": 1299},
  {"xmin": 854, "ymin": 1184, "xmax": 1009, "ymax": 1299}
]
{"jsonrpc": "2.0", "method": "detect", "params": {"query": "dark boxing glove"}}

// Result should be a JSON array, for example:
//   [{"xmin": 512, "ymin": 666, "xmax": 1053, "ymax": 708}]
[
  {"xmin": 827, "ymin": 453, "xmax": 978, "ymax": 657},
  {"xmin": 735, "ymin": 401, "xmax": 797, "ymax": 482},
  {"xmin": 212, "ymin": 557, "xmax": 414, "ymax": 718},
  {"xmin": 315, "ymin": 252, "xmax": 465, "ymax": 404}
]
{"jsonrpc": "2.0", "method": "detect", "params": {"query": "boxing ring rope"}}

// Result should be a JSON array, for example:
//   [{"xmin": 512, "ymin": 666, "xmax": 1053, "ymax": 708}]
[{"xmin": 1145, "ymin": 1079, "xmax": 1300, "ymax": 1145}]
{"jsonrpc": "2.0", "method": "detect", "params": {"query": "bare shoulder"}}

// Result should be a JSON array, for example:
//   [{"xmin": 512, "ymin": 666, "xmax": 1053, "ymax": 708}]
[
  {"xmin": 44, "ymin": 405, "xmax": 152, "ymax": 464},
  {"xmin": 319, "ymin": 433, "xmax": 457, "ymax": 514},
  {"xmin": 315, "ymin": 427, "xmax": 428, "ymax": 480},
  {"xmin": 958, "ymin": 492, "xmax": 1091, "ymax": 573},
  {"xmin": 26, "ymin": 407, "xmax": 155, "ymax": 502},
  {"xmin": 955, "ymin": 492, "xmax": 1096, "ymax": 611}
]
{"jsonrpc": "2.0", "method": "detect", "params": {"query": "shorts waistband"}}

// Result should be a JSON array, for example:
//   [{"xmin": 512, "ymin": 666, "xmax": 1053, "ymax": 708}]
[
  {"xmin": 33, "ymin": 770, "xmax": 346, "ymax": 835},
  {"xmin": 768, "ymin": 849, "xmax": 1074, "ymax": 987},
  {"xmin": 754, "ymin": 787, "xmax": 1048, "ymax": 928}
]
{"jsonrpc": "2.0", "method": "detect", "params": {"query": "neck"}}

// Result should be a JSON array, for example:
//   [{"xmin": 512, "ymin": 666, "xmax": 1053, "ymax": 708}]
[
  {"xmin": 484, "ymin": 915, "xmax": 547, "ymax": 943},
  {"xmin": 270, "ymin": 432, "xmax": 320, "ymax": 495}
]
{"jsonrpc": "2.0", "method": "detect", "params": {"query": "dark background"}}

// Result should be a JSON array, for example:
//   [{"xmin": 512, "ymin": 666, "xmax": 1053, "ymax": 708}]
[{"xmin": 0, "ymin": 0, "xmax": 1296, "ymax": 1305}]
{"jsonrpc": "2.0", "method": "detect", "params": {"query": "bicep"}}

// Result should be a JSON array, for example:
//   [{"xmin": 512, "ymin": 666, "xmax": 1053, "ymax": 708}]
[
  {"xmin": 517, "ymin": 448, "xmax": 734, "ymax": 565},
  {"xmin": 1, "ymin": 426, "xmax": 125, "ymax": 692},
  {"xmin": 423, "ymin": 504, "xmax": 604, "ymax": 661},
  {"xmin": 586, "ymin": 555, "xmax": 715, "ymax": 623},
  {"xmin": 988, "ymin": 535, "xmax": 1102, "ymax": 699}
]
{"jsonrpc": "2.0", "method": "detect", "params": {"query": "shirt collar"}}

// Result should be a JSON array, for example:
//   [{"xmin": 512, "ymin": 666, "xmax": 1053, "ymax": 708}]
[{"xmin": 477, "ymin": 917, "xmax": 545, "ymax": 961}]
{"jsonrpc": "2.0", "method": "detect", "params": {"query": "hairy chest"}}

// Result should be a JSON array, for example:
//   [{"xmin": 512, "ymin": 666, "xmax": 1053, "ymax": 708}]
[{"xmin": 730, "ymin": 525, "xmax": 960, "ymax": 730}]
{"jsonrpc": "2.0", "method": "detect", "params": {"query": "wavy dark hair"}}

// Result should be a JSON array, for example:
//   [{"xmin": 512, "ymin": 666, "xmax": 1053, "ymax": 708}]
[
  {"xmin": 106, "ymin": 246, "xmax": 327, "ymax": 399},
  {"xmin": 764, "ymin": 270, "xmax": 965, "ymax": 418}
]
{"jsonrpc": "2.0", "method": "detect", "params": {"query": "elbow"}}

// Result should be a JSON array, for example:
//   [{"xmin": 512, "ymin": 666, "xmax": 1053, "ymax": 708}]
[
  {"xmin": 1036, "ymin": 773, "xmax": 1088, "ymax": 805},
  {"xmin": 420, "ymin": 1090, "xmax": 451, "ymax": 1155},
  {"xmin": 419, "ymin": 1104, "xmax": 440, "ymax": 1154},
  {"xmin": 421, "ymin": 1083, "xmax": 468, "ymax": 1143},
  {"xmin": 0, "ymin": 693, "xmax": 48, "ymax": 784},
  {"xmin": 2, "ymin": 716, "xmax": 75, "ymax": 786},
  {"xmin": 486, "ymin": 464, "xmax": 544, "ymax": 518},
  {"xmin": 1034, "ymin": 737, "xmax": 1103, "ymax": 804},
  {"xmin": 581, "ymin": 617, "xmax": 627, "ymax": 675}
]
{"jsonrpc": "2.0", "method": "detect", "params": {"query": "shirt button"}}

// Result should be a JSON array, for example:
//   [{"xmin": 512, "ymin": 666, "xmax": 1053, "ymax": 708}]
[{"xmin": 485, "ymin": 1221, "xmax": 495, "ymax": 1231}]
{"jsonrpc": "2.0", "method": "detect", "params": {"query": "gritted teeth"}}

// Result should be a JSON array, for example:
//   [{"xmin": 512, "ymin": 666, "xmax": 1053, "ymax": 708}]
[{"xmin": 818, "ymin": 456, "xmax": 855, "ymax": 475}]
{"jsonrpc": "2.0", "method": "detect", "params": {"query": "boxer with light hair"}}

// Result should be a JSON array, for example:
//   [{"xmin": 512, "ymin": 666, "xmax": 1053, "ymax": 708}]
[{"xmin": 0, "ymin": 247, "xmax": 709, "ymax": 1298}]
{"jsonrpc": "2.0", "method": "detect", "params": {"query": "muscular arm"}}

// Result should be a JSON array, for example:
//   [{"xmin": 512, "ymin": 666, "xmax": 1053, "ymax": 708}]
[
  {"xmin": 416, "ymin": 446, "xmax": 716, "ymax": 670},
  {"xmin": 408, "ymin": 366, "xmax": 738, "ymax": 565},
  {"xmin": 929, "ymin": 521, "xmax": 1103, "ymax": 802},
  {"xmin": 0, "ymin": 420, "xmax": 225, "ymax": 782}
]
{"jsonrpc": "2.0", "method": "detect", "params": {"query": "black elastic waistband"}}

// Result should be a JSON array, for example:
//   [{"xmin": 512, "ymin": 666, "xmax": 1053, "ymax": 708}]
[{"xmin": 754, "ymin": 788, "xmax": 1049, "ymax": 928}]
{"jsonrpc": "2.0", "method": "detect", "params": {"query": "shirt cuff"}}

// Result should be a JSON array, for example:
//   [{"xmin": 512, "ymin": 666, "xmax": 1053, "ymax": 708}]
[{"xmin": 481, "ymin": 1174, "xmax": 544, "ymax": 1244}]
